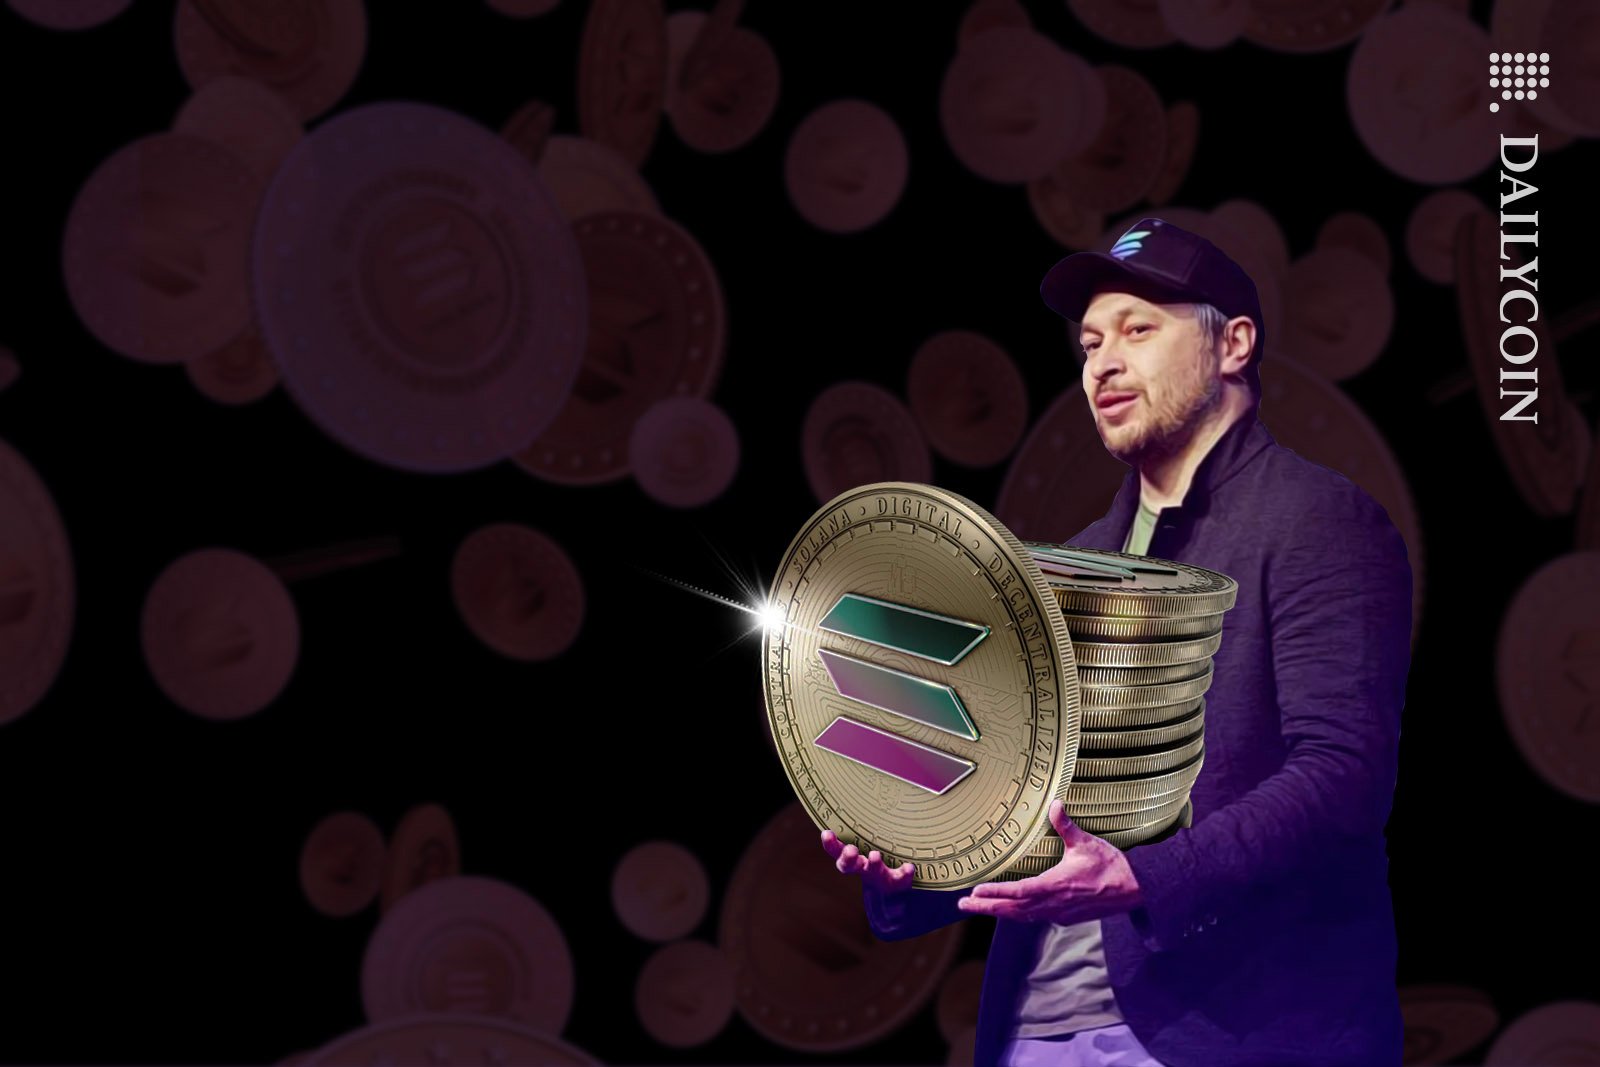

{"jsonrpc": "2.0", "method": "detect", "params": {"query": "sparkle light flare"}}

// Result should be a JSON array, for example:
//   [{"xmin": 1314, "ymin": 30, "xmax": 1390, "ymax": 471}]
[{"xmin": 624, "ymin": 558, "xmax": 823, "ymax": 644}]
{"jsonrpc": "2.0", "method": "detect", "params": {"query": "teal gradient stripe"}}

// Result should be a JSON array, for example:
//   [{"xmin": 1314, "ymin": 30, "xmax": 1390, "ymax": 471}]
[
  {"xmin": 818, "ymin": 593, "xmax": 990, "ymax": 666},
  {"xmin": 1028, "ymin": 546, "xmax": 1139, "ymax": 576},
  {"xmin": 1030, "ymin": 545, "xmax": 1179, "ymax": 576},
  {"xmin": 812, "ymin": 716, "xmax": 977, "ymax": 795},
  {"xmin": 818, "ymin": 648, "xmax": 980, "ymax": 740}
]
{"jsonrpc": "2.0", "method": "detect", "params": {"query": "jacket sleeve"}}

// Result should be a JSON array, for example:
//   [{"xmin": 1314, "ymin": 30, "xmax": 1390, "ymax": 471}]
[
  {"xmin": 1119, "ymin": 486, "xmax": 1413, "ymax": 952},
  {"xmin": 863, "ymin": 883, "xmax": 974, "ymax": 941}
]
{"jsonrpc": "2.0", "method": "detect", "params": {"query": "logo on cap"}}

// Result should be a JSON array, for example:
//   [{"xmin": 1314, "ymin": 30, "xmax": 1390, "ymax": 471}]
[{"xmin": 1110, "ymin": 228, "xmax": 1152, "ymax": 261}]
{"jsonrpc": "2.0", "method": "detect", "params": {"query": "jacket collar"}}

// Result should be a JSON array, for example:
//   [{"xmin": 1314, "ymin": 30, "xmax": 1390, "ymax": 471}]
[{"xmin": 1103, "ymin": 410, "xmax": 1275, "ymax": 531}]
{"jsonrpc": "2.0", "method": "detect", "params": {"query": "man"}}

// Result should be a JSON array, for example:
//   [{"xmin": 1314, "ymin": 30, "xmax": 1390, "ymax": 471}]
[{"xmin": 820, "ymin": 218, "xmax": 1413, "ymax": 1067}]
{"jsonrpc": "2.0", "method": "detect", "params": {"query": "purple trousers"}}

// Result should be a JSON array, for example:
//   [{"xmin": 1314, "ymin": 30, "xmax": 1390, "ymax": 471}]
[{"xmin": 998, "ymin": 1023, "xmax": 1167, "ymax": 1067}]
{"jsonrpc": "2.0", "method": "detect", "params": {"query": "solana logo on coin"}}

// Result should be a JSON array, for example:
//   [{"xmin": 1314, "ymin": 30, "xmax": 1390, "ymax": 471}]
[{"xmin": 809, "ymin": 593, "xmax": 990, "ymax": 795}]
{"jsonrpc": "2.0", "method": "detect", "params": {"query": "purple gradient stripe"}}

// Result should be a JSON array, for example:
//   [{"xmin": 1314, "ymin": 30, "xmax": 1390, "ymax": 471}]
[
  {"xmin": 817, "ymin": 647, "xmax": 979, "ymax": 739},
  {"xmin": 812, "ymin": 716, "xmax": 976, "ymax": 795}
]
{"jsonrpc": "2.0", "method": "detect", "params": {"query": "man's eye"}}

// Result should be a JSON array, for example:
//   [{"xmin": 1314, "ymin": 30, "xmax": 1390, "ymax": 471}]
[
  {"xmin": 1082, "ymin": 342, "xmax": 1099, "ymax": 354},
  {"xmin": 1129, "ymin": 324, "xmax": 1153, "ymax": 335}
]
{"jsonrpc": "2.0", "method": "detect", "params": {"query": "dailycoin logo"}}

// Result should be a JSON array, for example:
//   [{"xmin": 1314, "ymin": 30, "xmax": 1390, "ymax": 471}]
[
  {"xmin": 809, "ymin": 593, "xmax": 989, "ymax": 795},
  {"xmin": 1489, "ymin": 51, "xmax": 1550, "ymax": 113}
]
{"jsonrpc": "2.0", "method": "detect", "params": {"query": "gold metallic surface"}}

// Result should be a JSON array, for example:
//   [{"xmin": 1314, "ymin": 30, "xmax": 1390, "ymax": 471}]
[
  {"xmin": 1036, "ymin": 791, "xmax": 1191, "ymax": 836},
  {"xmin": 763, "ymin": 482, "xmax": 1081, "ymax": 889},
  {"xmin": 1071, "ymin": 731, "xmax": 1205, "ymax": 778},
  {"xmin": 1081, "ymin": 696, "xmax": 1206, "ymax": 730},
  {"xmin": 1058, "ymin": 609, "xmax": 1226, "ymax": 639},
  {"xmin": 1025, "ymin": 543, "xmax": 1239, "ymax": 617},
  {"xmin": 1071, "ymin": 631, "xmax": 1223, "ymax": 668},
  {"xmin": 1079, "ymin": 663, "xmax": 1215, "ymax": 709},
  {"xmin": 1065, "ymin": 753, "xmax": 1205, "ymax": 805},
  {"xmin": 1079, "ymin": 703, "xmax": 1205, "ymax": 750},
  {"xmin": 766, "ymin": 485, "xmax": 1233, "ymax": 884},
  {"xmin": 1070, "ymin": 791, "xmax": 1192, "ymax": 833},
  {"xmin": 1028, "ymin": 800, "xmax": 1190, "ymax": 852},
  {"xmin": 1075, "ymin": 660, "xmax": 1212, "ymax": 687}
]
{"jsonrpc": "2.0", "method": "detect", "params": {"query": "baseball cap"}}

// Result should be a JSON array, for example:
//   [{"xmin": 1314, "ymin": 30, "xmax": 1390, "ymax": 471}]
[{"xmin": 1040, "ymin": 217, "xmax": 1265, "ymax": 381}]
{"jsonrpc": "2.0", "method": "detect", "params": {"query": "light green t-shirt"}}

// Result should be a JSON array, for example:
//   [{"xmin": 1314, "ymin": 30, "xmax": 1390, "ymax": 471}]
[
  {"xmin": 1010, "ymin": 920, "xmax": 1125, "ymax": 1037},
  {"xmin": 1124, "ymin": 500, "xmax": 1160, "ymax": 555},
  {"xmin": 1010, "ymin": 500, "xmax": 1161, "ymax": 1039}
]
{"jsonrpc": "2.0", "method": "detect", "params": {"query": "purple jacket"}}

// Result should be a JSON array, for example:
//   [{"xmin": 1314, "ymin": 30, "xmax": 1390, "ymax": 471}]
[{"xmin": 863, "ymin": 412, "xmax": 1413, "ymax": 1067}]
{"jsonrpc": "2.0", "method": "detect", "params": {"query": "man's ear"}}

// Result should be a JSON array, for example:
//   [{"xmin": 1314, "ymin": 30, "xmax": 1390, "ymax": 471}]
[{"xmin": 1220, "ymin": 316, "xmax": 1256, "ymax": 378}]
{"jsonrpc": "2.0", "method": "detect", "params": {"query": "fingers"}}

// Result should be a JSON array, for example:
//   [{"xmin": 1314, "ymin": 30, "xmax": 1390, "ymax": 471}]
[
  {"xmin": 967, "ymin": 877, "xmax": 1031, "ymax": 899},
  {"xmin": 1048, "ymin": 798, "xmax": 1077, "ymax": 839},
  {"xmin": 822, "ymin": 831, "xmax": 871, "ymax": 872},
  {"xmin": 863, "ymin": 850, "xmax": 916, "ymax": 892},
  {"xmin": 855, "ymin": 850, "xmax": 915, "ymax": 892},
  {"xmin": 885, "ymin": 855, "xmax": 916, "ymax": 888},
  {"xmin": 823, "ymin": 834, "xmax": 915, "ymax": 887},
  {"xmin": 957, "ymin": 894, "xmax": 1023, "ymax": 919}
]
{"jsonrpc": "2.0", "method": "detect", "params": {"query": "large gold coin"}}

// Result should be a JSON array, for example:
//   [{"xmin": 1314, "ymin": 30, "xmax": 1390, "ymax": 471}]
[
  {"xmin": 1025, "ymin": 543, "xmax": 1238, "ymax": 617},
  {"xmin": 763, "ymin": 482, "xmax": 1080, "ymax": 890}
]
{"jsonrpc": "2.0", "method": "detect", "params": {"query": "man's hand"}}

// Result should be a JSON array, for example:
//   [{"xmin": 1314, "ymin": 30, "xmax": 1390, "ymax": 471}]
[
  {"xmin": 820, "ymin": 830, "xmax": 916, "ymax": 894},
  {"xmin": 956, "ymin": 799, "xmax": 1144, "ymax": 923}
]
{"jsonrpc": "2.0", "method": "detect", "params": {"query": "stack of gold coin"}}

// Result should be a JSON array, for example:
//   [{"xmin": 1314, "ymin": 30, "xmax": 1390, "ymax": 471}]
[
  {"xmin": 762, "ymin": 481, "xmax": 1238, "ymax": 889},
  {"xmin": 1021, "ymin": 541, "xmax": 1234, "ymax": 854}
]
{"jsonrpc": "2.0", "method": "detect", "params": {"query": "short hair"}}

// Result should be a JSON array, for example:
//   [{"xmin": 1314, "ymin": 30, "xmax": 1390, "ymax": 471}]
[{"xmin": 1192, "ymin": 302, "xmax": 1260, "ymax": 401}]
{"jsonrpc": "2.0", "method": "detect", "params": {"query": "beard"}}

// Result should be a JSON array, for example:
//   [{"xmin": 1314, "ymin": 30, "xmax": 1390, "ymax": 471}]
[{"xmin": 1100, "ymin": 351, "xmax": 1224, "ymax": 467}]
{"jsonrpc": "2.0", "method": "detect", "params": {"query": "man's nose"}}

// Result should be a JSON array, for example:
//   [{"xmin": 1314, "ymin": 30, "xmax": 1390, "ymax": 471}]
[{"xmin": 1083, "ymin": 338, "xmax": 1123, "ymax": 380}]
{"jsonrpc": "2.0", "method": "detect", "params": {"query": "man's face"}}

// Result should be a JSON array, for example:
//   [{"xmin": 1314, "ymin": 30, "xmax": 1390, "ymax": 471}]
[{"xmin": 1078, "ymin": 290, "xmax": 1221, "ymax": 465}]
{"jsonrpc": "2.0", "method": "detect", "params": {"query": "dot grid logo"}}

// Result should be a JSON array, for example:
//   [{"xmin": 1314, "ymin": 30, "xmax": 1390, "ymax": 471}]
[
  {"xmin": 1489, "ymin": 51, "xmax": 1550, "ymax": 113},
  {"xmin": 808, "ymin": 592, "xmax": 989, "ymax": 795}
]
